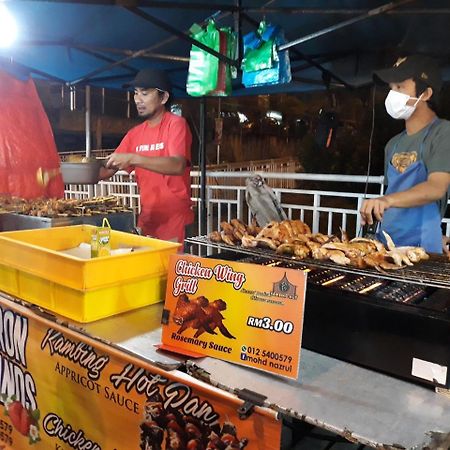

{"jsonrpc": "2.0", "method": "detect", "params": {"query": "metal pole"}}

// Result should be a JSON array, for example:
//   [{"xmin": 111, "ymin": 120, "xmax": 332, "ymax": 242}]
[
  {"xmin": 125, "ymin": 7, "xmax": 237, "ymax": 66},
  {"xmin": 126, "ymin": 91, "xmax": 131, "ymax": 119},
  {"xmin": 199, "ymin": 98, "xmax": 207, "ymax": 238},
  {"xmin": 246, "ymin": 7, "xmax": 446, "ymax": 15},
  {"xmin": 216, "ymin": 97, "xmax": 221, "ymax": 165},
  {"xmin": 70, "ymin": 85, "xmax": 76, "ymax": 111},
  {"xmin": 85, "ymin": 85, "xmax": 91, "ymax": 158},
  {"xmin": 279, "ymin": 0, "xmax": 416, "ymax": 51},
  {"xmin": 234, "ymin": 0, "xmax": 242, "ymax": 64}
]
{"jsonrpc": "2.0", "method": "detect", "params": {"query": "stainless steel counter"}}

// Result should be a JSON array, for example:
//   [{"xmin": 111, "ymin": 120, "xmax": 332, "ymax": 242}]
[
  {"xmin": 188, "ymin": 355, "xmax": 450, "ymax": 449},
  {"xmin": 80, "ymin": 303, "xmax": 183, "ymax": 370},
  {"xmin": 0, "ymin": 211, "xmax": 135, "ymax": 232},
  {"xmin": 76, "ymin": 304, "xmax": 450, "ymax": 450}
]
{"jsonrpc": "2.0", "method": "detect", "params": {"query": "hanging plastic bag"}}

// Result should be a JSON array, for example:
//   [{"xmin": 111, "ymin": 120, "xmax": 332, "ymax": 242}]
[
  {"xmin": 210, "ymin": 29, "xmax": 228, "ymax": 96},
  {"xmin": 242, "ymin": 21, "xmax": 291, "ymax": 88},
  {"xmin": 186, "ymin": 21, "xmax": 220, "ymax": 97},
  {"xmin": 187, "ymin": 21, "xmax": 236, "ymax": 97},
  {"xmin": 245, "ymin": 174, "xmax": 287, "ymax": 227}
]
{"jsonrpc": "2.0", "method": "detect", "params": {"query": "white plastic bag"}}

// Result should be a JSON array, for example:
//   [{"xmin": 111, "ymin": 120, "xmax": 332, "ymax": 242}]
[{"xmin": 245, "ymin": 174, "xmax": 287, "ymax": 227}]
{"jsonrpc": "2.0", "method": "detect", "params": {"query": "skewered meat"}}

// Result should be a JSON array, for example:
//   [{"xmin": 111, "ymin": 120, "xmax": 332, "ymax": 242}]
[{"xmin": 0, "ymin": 195, "xmax": 129, "ymax": 217}]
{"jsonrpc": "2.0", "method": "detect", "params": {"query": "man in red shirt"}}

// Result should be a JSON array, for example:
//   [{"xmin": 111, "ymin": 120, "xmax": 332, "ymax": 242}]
[{"xmin": 100, "ymin": 69, "xmax": 194, "ymax": 244}]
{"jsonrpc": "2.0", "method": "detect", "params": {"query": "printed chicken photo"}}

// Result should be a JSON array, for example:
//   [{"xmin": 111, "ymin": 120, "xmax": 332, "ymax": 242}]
[{"xmin": 172, "ymin": 295, "xmax": 235, "ymax": 339}]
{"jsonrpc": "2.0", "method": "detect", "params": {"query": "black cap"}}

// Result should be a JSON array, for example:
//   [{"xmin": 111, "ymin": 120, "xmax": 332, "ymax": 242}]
[
  {"xmin": 123, "ymin": 68, "xmax": 172, "ymax": 92},
  {"xmin": 374, "ymin": 55, "xmax": 442, "ymax": 93}
]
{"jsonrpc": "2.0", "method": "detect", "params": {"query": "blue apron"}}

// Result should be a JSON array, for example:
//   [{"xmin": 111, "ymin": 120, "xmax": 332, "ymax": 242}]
[{"xmin": 378, "ymin": 119, "xmax": 443, "ymax": 253}]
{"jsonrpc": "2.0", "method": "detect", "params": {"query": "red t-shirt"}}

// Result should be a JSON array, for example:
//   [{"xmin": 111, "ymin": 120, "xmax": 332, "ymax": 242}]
[{"xmin": 115, "ymin": 111, "xmax": 192, "ymax": 214}]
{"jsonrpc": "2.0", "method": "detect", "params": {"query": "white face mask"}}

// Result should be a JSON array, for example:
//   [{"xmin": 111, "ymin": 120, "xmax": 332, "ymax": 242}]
[{"xmin": 385, "ymin": 90, "xmax": 422, "ymax": 120}]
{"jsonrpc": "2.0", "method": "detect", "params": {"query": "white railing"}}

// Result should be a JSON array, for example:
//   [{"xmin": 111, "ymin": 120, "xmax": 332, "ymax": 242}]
[
  {"xmin": 194, "ymin": 172, "xmax": 386, "ymax": 238},
  {"xmin": 64, "ymin": 171, "xmax": 450, "ymax": 238}
]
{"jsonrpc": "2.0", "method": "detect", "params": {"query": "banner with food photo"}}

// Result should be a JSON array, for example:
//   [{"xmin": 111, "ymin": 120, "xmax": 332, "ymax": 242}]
[
  {"xmin": 161, "ymin": 254, "xmax": 307, "ymax": 380},
  {"xmin": 0, "ymin": 294, "xmax": 281, "ymax": 449}
]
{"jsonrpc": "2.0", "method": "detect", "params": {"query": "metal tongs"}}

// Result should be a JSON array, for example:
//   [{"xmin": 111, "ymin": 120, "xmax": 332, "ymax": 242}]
[{"xmin": 362, "ymin": 219, "xmax": 379, "ymax": 239}]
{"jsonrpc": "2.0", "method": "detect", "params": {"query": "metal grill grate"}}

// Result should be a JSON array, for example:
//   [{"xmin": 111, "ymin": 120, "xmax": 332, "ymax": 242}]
[{"xmin": 186, "ymin": 236, "xmax": 450, "ymax": 290}]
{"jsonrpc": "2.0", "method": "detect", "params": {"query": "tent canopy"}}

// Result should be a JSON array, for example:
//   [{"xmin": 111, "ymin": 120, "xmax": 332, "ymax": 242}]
[{"xmin": 1, "ymin": 0, "xmax": 449, "ymax": 95}]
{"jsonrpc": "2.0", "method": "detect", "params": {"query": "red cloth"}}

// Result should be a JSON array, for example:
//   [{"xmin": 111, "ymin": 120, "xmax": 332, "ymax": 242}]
[
  {"xmin": 116, "ymin": 112, "xmax": 194, "ymax": 242},
  {"xmin": 0, "ymin": 70, "xmax": 64, "ymax": 199}
]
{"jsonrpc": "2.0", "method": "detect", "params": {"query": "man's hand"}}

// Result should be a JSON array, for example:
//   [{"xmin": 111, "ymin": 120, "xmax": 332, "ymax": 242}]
[
  {"xmin": 443, "ymin": 235, "xmax": 450, "ymax": 257},
  {"xmin": 105, "ymin": 153, "xmax": 135, "ymax": 170},
  {"xmin": 360, "ymin": 196, "xmax": 393, "ymax": 225}
]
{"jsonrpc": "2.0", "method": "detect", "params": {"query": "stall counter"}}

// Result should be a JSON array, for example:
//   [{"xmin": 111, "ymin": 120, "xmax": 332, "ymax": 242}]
[
  {"xmin": 0, "ymin": 293, "xmax": 281, "ymax": 450},
  {"xmin": 0, "ymin": 292, "xmax": 449, "ymax": 450}
]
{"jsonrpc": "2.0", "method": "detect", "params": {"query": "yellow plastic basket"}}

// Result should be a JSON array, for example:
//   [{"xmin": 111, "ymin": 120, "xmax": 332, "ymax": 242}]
[{"xmin": 0, "ymin": 225, "xmax": 181, "ymax": 322}]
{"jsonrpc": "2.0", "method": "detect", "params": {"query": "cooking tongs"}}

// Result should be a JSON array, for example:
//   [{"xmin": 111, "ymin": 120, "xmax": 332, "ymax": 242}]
[{"xmin": 362, "ymin": 220, "xmax": 379, "ymax": 239}]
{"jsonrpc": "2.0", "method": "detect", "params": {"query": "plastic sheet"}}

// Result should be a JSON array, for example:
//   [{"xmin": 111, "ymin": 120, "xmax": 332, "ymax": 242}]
[
  {"xmin": 0, "ymin": 68, "xmax": 64, "ymax": 199},
  {"xmin": 245, "ymin": 174, "xmax": 287, "ymax": 226}
]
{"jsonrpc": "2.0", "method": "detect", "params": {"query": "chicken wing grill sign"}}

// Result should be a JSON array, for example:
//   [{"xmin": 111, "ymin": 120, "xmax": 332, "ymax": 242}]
[{"xmin": 161, "ymin": 255, "xmax": 307, "ymax": 380}]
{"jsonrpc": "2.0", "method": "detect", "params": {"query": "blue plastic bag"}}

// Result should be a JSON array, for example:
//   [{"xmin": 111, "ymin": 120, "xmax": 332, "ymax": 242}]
[{"xmin": 242, "ymin": 21, "xmax": 291, "ymax": 88}]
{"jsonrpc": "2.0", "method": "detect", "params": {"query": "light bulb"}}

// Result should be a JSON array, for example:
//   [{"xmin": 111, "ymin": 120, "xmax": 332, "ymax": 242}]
[{"xmin": 0, "ymin": 3, "xmax": 18, "ymax": 48}]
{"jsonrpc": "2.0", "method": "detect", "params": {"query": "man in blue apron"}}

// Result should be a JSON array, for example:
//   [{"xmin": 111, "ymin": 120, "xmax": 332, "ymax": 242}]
[{"xmin": 360, "ymin": 55, "xmax": 450, "ymax": 253}]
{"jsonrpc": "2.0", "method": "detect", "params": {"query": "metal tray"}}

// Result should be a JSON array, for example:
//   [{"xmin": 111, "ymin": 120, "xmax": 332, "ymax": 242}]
[
  {"xmin": 0, "ymin": 212, "xmax": 135, "ymax": 232},
  {"xmin": 60, "ymin": 161, "xmax": 102, "ymax": 184}
]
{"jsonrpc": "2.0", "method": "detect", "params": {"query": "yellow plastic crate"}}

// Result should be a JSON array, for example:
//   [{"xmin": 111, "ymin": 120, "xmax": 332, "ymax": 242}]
[{"xmin": 0, "ymin": 225, "xmax": 181, "ymax": 322}]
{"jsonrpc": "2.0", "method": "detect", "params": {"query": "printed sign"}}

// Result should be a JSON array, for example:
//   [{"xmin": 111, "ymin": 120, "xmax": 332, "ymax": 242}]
[
  {"xmin": 161, "ymin": 255, "xmax": 307, "ymax": 380},
  {"xmin": 0, "ymin": 294, "xmax": 281, "ymax": 449}
]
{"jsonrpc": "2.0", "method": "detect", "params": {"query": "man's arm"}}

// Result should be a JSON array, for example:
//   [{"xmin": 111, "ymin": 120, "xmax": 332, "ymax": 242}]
[
  {"xmin": 360, "ymin": 172, "xmax": 450, "ymax": 224},
  {"xmin": 105, "ymin": 153, "xmax": 187, "ymax": 175}
]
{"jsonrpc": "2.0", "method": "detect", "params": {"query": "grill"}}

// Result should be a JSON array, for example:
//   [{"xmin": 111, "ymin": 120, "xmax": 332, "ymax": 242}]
[
  {"xmin": 186, "ymin": 235, "xmax": 450, "ymax": 290},
  {"xmin": 186, "ymin": 235, "xmax": 450, "ymax": 388}
]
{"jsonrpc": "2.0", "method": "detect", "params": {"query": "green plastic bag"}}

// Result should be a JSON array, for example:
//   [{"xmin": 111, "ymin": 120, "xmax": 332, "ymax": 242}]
[
  {"xmin": 186, "ymin": 21, "xmax": 220, "ymax": 97},
  {"xmin": 186, "ymin": 21, "xmax": 236, "ymax": 97},
  {"xmin": 210, "ymin": 26, "xmax": 236, "ymax": 96},
  {"xmin": 242, "ymin": 21, "xmax": 277, "ymax": 73}
]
